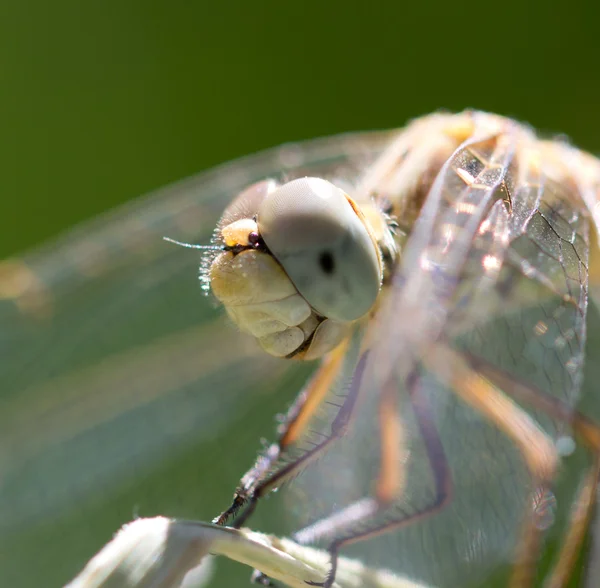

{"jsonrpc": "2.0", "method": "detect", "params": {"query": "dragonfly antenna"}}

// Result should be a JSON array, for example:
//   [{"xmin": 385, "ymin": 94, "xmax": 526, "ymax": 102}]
[{"xmin": 163, "ymin": 236, "xmax": 221, "ymax": 251}]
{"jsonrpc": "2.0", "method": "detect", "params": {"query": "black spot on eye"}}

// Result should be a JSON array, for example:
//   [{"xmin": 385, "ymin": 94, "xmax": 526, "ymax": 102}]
[{"xmin": 319, "ymin": 251, "xmax": 335, "ymax": 275}]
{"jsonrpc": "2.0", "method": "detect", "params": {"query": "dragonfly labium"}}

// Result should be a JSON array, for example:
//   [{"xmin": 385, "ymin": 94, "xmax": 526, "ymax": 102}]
[{"xmin": 2, "ymin": 110, "xmax": 600, "ymax": 588}]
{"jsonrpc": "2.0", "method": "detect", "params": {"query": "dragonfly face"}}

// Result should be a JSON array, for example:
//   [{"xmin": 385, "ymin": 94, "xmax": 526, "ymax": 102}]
[
  {"xmin": 1, "ymin": 112, "xmax": 600, "ymax": 588},
  {"xmin": 207, "ymin": 176, "xmax": 385, "ymax": 359}
]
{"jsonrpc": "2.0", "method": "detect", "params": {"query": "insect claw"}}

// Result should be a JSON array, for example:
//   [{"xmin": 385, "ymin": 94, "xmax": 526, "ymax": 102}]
[
  {"xmin": 304, "ymin": 579, "xmax": 331, "ymax": 588},
  {"xmin": 212, "ymin": 494, "xmax": 247, "ymax": 525},
  {"xmin": 305, "ymin": 563, "xmax": 336, "ymax": 588}
]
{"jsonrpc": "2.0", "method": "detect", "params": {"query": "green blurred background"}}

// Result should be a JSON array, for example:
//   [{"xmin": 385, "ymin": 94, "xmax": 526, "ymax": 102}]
[
  {"xmin": 2, "ymin": 1, "xmax": 600, "ymax": 587},
  {"xmin": 2, "ymin": 0, "xmax": 600, "ymax": 259}
]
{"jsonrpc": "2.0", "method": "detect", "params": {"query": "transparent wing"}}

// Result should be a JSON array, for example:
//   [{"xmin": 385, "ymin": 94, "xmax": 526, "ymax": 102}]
[
  {"xmin": 282, "ymin": 124, "xmax": 599, "ymax": 587},
  {"xmin": 0, "ymin": 130, "xmax": 398, "ymax": 588}
]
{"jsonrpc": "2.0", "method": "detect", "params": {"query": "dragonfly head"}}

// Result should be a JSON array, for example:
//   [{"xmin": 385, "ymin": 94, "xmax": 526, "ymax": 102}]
[{"xmin": 206, "ymin": 177, "xmax": 385, "ymax": 360}]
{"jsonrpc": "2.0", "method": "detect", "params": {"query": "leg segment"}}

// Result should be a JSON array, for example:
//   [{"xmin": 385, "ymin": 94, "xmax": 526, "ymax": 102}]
[
  {"xmin": 464, "ymin": 351, "xmax": 600, "ymax": 588},
  {"xmin": 298, "ymin": 341, "xmax": 600, "ymax": 588},
  {"xmin": 295, "ymin": 370, "xmax": 452, "ymax": 588},
  {"xmin": 213, "ymin": 338, "xmax": 360, "ymax": 528},
  {"xmin": 424, "ymin": 343, "xmax": 560, "ymax": 588}
]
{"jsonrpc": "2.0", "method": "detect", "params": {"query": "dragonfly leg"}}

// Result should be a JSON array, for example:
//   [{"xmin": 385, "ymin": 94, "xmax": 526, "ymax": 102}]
[
  {"xmin": 297, "ymin": 336, "xmax": 594, "ymax": 588},
  {"xmin": 547, "ymin": 459, "xmax": 600, "ymax": 588},
  {"xmin": 463, "ymin": 351, "xmax": 600, "ymax": 588},
  {"xmin": 293, "ymin": 369, "xmax": 452, "ymax": 588},
  {"xmin": 213, "ymin": 337, "xmax": 352, "ymax": 527},
  {"xmin": 304, "ymin": 542, "xmax": 340, "ymax": 588},
  {"xmin": 424, "ymin": 342, "xmax": 564, "ymax": 588}
]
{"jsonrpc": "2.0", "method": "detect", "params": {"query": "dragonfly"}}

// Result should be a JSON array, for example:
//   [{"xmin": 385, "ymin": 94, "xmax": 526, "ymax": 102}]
[{"xmin": 1, "ymin": 111, "xmax": 600, "ymax": 588}]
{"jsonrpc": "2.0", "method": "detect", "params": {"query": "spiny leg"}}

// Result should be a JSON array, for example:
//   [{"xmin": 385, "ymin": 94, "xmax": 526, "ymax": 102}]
[
  {"xmin": 295, "ymin": 370, "xmax": 452, "ymax": 588},
  {"xmin": 247, "ymin": 350, "xmax": 371, "ymax": 586},
  {"xmin": 213, "ymin": 337, "xmax": 357, "ymax": 528},
  {"xmin": 423, "ymin": 342, "xmax": 565, "ymax": 587},
  {"xmin": 464, "ymin": 352, "xmax": 600, "ymax": 588},
  {"xmin": 215, "ymin": 338, "xmax": 371, "ymax": 587},
  {"xmin": 546, "ymin": 457, "xmax": 600, "ymax": 588},
  {"xmin": 297, "ymin": 336, "xmax": 591, "ymax": 588}
]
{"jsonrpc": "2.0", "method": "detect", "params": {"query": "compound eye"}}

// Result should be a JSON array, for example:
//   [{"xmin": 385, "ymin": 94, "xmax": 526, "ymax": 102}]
[{"xmin": 257, "ymin": 177, "xmax": 382, "ymax": 322}]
